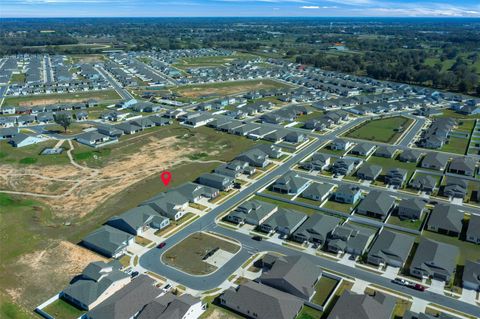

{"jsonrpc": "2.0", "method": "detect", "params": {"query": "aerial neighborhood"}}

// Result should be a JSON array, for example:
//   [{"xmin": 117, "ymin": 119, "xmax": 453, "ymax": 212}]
[{"xmin": 1, "ymin": 28, "xmax": 480, "ymax": 319}]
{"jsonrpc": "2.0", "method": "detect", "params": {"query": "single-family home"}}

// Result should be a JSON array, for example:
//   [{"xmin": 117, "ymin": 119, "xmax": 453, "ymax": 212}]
[
  {"xmin": 9, "ymin": 133, "xmax": 43, "ymax": 148},
  {"xmin": 356, "ymin": 191, "xmax": 395, "ymax": 220},
  {"xmin": 219, "ymin": 280, "xmax": 303, "ymax": 319},
  {"xmin": 225, "ymin": 200, "xmax": 278, "ymax": 225},
  {"xmin": 398, "ymin": 150, "xmax": 422, "ymax": 163},
  {"xmin": 270, "ymin": 172, "xmax": 309, "ymax": 195},
  {"xmin": 421, "ymin": 152, "xmax": 450, "ymax": 171},
  {"xmin": 76, "ymin": 131, "xmax": 112, "ymax": 147},
  {"xmin": 82, "ymin": 225, "xmax": 134, "ymax": 258},
  {"xmin": 136, "ymin": 292, "xmax": 205, "ymax": 319},
  {"xmin": 327, "ymin": 291, "xmax": 396, "ymax": 319},
  {"xmin": 356, "ymin": 164, "xmax": 382, "ymax": 181},
  {"xmin": 443, "ymin": 176, "xmax": 468, "ymax": 199},
  {"xmin": 330, "ymin": 139, "xmax": 353, "ymax": 151},
  {"xmin": 374, "ymin": 146, "xmax": 397, "ymax": 158},
  {"xmin": 466, "ymin": 214, "xmax": 480, "ymax": 244},
  {"xmin": 448, "ymin": 157, "xmax": 477, "ymax": 177},
  {"xmin": 331, "ymin": 158, "xmax": 356, "ymax": 176},
  {"xmin": 62, "ymin": 260, "xmax": 131, "ymax": 310},
  {"xmin": 301, "ymin": 183, "xmax": 335, "ymax": 202},
  {"xmin": 410, "ymin": 238, "xmax": 459, "ymax": 281},
  {"xmin": 256, "ymin": 255, "xmax": 322, "ymax": 300},
  {"xmin": 259, "ymin": 208, "xmax": 308, "ymax": 236},
  {"xmin": 350, "ymin": 143, "xmax": 376, "ymax": 157},
  {"xmin": 197, "ymin": 173, "xmax": 234, "ymax": 191},
  {"xmin": 367, "ymin": 230, "xmax": 415, "ymax": 267},
  {"xmin": 397, "ymin": 198, "xmax": 427, "ymax": 220},
  {"xmin": 427, "ymin": 204, "xmax": 463, "ymax": 237},
  {"xmin": 333, "ymin": 185, "xmax": 362, "ymax": 204},
  {"xmin": 409, "ymin": 174, "xmax": 437, "ymax": 193},
  {"xmin": 291, "ymin": 214, "xmax": 341, "ymax": 246},
  {"xmin": 462, "ymin": 260, "xmax": 480, "ymax": 291},
  {"xmin": 300, "ymin": 153, "xmax": 331, "ymax": 171},
  {"xmin": 106, "ymin": 205, "xmax": 169, "ymax": 235},
  {"xmin": 326, "ymin": 224, "xmax": 376, "ymax": 256},
  {"xmin": 384, "ymin": 168, "xmax": 408, "ymax": 188}
]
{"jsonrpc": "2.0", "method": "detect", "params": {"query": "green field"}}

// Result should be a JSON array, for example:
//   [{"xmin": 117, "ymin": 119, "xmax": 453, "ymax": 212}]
[
  {"xmin": 43, "ymin": 299, "xmax": 85, "ymax": 319},
  {"xmin": 311, "ymin": 276, "xmax": 339, "ymax": 306},
  {"xmin": 9, "ymin": 73, "xmax": 26, "ymax": 84},
  {"xmin": 172, "ymin": 53, "xmax": 258, "ymax": 69},
  {"xmin": 0, "ymin": 140, "xmax": 70, "ymax": 166},
  {"xmin": 3, "ymin": 90, "xmax": 121, "ymax": 107},
  {"xmin": 344, "ymin": 116, "xmax": 413, "ymax": 143},
  {"xmin": 440, "ymin": 137, "xmax": 469, "ymax": 155}
]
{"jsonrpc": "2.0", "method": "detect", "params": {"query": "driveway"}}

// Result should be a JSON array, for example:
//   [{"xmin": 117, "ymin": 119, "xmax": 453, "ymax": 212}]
[
  {"xmin": 461, "ymin": 289, "xmax": 477, "ymax": 304},
  {"xmin": 429, "ymin": 279, "xmax": 446, "ymax": 294}
]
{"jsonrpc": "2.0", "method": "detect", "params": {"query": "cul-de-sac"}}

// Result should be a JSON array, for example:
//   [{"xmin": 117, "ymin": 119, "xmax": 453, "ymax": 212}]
[{"xmin": 1, "ymin": 17, "xmax": 480, "ymax": 319}]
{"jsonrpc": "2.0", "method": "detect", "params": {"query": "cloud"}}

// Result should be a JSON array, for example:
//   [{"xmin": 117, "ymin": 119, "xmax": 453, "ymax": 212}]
[{"xmin": 301, "ymin": 5, "xmax": 319, "ymax": 9}]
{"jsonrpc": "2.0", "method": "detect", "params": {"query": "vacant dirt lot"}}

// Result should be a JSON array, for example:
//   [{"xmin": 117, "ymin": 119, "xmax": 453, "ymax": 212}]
[{"xmin": 175, "ymin": 80, "xmax": 289, "ymax": 98}]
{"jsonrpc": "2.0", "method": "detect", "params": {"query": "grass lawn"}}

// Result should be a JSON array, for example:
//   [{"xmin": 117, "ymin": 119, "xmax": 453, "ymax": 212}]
[
  {"xmin": 173, "ymin": 53, "xmax": 258, "ymax": 69},
  {"xmin": 0, "ymin": 140, "xmax": 70, "ymax": 166},
  {"xmin": 9, "ymin": 73, "xmax": 25, "ymax": 84},
  {"xmin": 0, "ymin": 294, "xmax": 32, "ymax": 319},
  {"xmin": 344, "ymin": 116, "xmax": 413, "ymax": 143},
  {"xmin": 311, "ymin": 277, "xmax": 339, "ymax": 306},
  {"xmin": 3, "ymin": 90, "xmax": 121, "ymax": 107},
  {"xmin": 252, "ymin": 195, "xmax": 317, "ymax": 216},
  {"xmin": 44, "ymin": 123, "xmax": 93, "ymax": 135},
  {"xmin": 387, "ymin": 212, "xmax": 427, "ymax": 231},
  {"xmin": 43, "ymin": 299, "xmax": 85, "ymax": 319},
  {"xmin": 296, "ymin": 305, "xmax": 323, "ymax": 319},
  {"xmin": 118, "ymin": 255, "xmax": 131, "ymax": 268},
  {"xmin": 440, "ymin": 137, "xmax": 469, "ymax": 155},
  {"xmin": 320, "ymin": 280, "xmax": 354, "ymax": 318},
  {"xmin": 322, "ymin": 199, "xmax": 355, "ymax": 214},
  {"xmin": 433, "ymin": 109, "xmax": 480, "ymax": 120},
  {"xmin": 262, "ymin": 189, "xmax": 294, "ymax": 200},
  {"xmin": 189, "ymin": 202, "xmax": 208, "ymax": 211},
  {"xmin": 162, "ymin": 232, "xmax": 240, "ymax": 275},
  {"xmin": 135, "ymin": 236, "xmax": 152, "ymax": 246}
]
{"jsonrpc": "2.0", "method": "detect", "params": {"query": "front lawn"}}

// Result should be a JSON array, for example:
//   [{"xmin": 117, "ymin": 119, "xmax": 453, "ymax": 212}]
[
  {"xmin": 43, "ymin": 299, "xmax": 85, "ymax": 319},
  {"xmin": 344, "ymin": 116, "xmax": 413, "ymax": 143}
]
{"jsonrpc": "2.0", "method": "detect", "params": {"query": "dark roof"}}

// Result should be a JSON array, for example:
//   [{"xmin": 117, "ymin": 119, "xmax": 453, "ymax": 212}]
[{"xmin": 327, "ymin": 290, "xmax": 396, "ymax": 319}]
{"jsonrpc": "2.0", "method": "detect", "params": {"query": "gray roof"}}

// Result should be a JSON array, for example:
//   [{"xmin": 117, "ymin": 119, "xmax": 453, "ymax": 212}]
[
  {"xmin": 257, "ymin": 255, "xmax": 322, "ymax": 300},
  {"xmin": 422, "ymin": 152, "xmax": 450, "ymax": 168},
  {"xmin": 449, "ymin": 157, "xmax": 477, "ymax": 173},
  {"xmin": 301, "ymin": 182, "xmax": 334, "ymax": 199},
  {"xmin": 466, "ymin": 214, "xmax": 480, "ymax": 239},
  {"xmin": 428, "ymin": 204, "xmax": 463, "ymax": 233},
  {"xmin": 410, "ymin": 238, "xmax": 459, "ymax": 278},
  {"xmin": 356, "ymin": 164, "xmax": 382, "ymax": 179},
  {"xmin": 272, "ymin": 171, "xmax": 309, "ymax": 193},
  {"xmin": 293, "ymin": 214, "xmax": 341, "ymax": 243},
  {"xmin": 82, "ymin": 225, "xmax": 133, "ymax": 257},
  {"xmin": 398, "ymin": 198, "xmax": 427, "ymax": 212},
  {"xmin": 107, "ymin": 205, "xmax": 162, "ymax": 234},
  {"xmin": 367, "ymin": 230, "xmax": 415, "ymax": 265},
  {"xmin": 261, "ymin": 208, "xmax": 307, "ymax": 232},
  {"xmin": 327, "ymin": 290, "xmax": 396, "ymax": 319},
  {"xmin": 357, "ymin": 191, "xmax": 396, "ymax": 216},
  {"xmin": 462, "ymin": 260, "xmax": 480, "ymax": 288},
  {"xmin": 221, "ymin": 280, "xmax": 303, "ymax": 319},
  {"xmin": 63, "ymin": 261, "xmax": 129, "ymax": 307},
  {"xmin": 136, "ymin": 292, "xmax": 201, "ymax": 319},
  {"xmin": 86, "ymin": 275, "xmax": 160, "ymax": 319}
]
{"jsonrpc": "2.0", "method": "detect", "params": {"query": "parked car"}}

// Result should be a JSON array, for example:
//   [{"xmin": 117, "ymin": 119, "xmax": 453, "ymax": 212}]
[
  {"xmin": 162, "ymin": 284, "xmax": 172, "ymax": 292},
  {"xmin": 410, "ymin": 283, "xmax": 425, "ymax": 291},
  {"xmin": 157, "ymin": 242, "xmax": 166, "ymax": 249},
  {"xmin": 131, "ymin": 271, "xmax": 139, "ymax": 278},
  {"xmin": 392, "ymin": 277, "xmax": 409, "ymax": 286},
  {"xmin": 252, "ymin": 235, "xmax": 263, "ymax": 241},
  {"xmin": 234, "ymin": 183, "xmax": 242, "ymax": 189}
]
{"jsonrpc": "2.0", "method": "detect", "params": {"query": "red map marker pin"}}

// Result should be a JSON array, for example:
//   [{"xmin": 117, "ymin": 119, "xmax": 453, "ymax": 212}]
[{"xmin": 160, "ymin": 171, "xmax": 172, "ymax": 186}]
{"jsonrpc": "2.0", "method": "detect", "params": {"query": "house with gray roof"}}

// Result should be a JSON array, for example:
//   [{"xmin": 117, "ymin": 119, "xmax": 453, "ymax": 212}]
[
  {"xmin": 76, "ymin": 131, "xmax": 113, "ymax": 147},
  {"xmin": 350, "ymin": 143, "xmax": 376, "ymax": 157},
  {"xmin": 235, "ymin": 148, "xmax": 269, "ymax": 168},
  {"xmin": 333, "ymin": 184, "xmax": 362, "ymax": 204},
  {"xmin": 448, "ymin": 157, "xmax": 477, "ymax": 177},
  {"xmin": 409, "ymin": 238, "xmax": 459, "ymax": 281},
  {"xmin": 397, "ymin": 198, "xmax": 427, "ymax": 220},
  {"xmin": 462, "ymin": 260, "xmax": 480, "ymax": 291},
  {"xmin": 106, "ymin": 205, "xmax": 169, "ymax": 235},
  {"xmin": 225, "ymin": 200, "xmax": 277, "ymax": 225},
  {"xmin": 62, "ymin": 261, "xmax": 131, "ymax": 310},
  {"xmin": 374, "ymin": 146, "xmax": 397, "ymax": 158},
  {"xmin": 300, "ymin": 153, "xmax": 331, "ymax": 171},
  {"xmin": 219, "ymin": 280, "xmax": 303, "ymax": 319},
  {"xmin": 82, "ymin": 225, "xmax": 134, "ymax": 258},
  {"xmin": 197, "ymin": 173, "xmax": 234, "ymax": 191},
  {"xmin": 115, "ymin": 122, "xmax": 143, "ymax": 135},
  {"xmin": 85, "ymin": 275, "xmax": 161, "ymax": 319},
  {"xmin": 0, "ymin": 127, "xmax": 18, "ymax": 139},
  {"xmin": 356, "ymin": 164, "xmax": 382, "ymax": 181},
  {"xmin": 331, "ymin": 158, "xmax": 356, "ymax": 176},
  {"xmin": 466, "ymin": 214, "xmax": 480, "ymax": 244},
  {"xmin": 443, "ymin": 176, "xmax": 468, "ymax": 199},
  {"xmin": 403, "ymin": 311, "xmax": 461, "ymax": 319},
  {"xmin": 292, "ymin": 214, "xmax": 341, "ymax": 246},
  {"xmin": 136, "ymin": 292, "xmax": 205, "ymax": 319},
  {"xmin": 142, "ymin": 191, "xmax": 189, "ymax": 221},
  {"xmin": 356, "ymin": 191, "xmax": 395, "ymax": 220},
  {"xmin": 254, "ymin": 144, "xmax": 282, "ymax": 159},
  {"xmin": 301, "ymin": 182, "xmax": 335, "ymax": 202},
  {"xmin": 367, "ymin": 230, "xmax": 415, "ymax": 267},
  {"xmin": 398, "ymin": 149, "xmax": 422, "ymax": 163},
  {"xmin": 256, "ymin": 255, "xmax": 322, "ymax": 300},
  {"xmin": 384, "ymin": 168, "xmax": 408, "ymax": 188},
  {"xmin": 9, "ymin": 133, "xmax": 43, "ymax": 148},
  {"xmin": 330, "ymin": 139, "xmax": 354, "ymax": 151},
  {"xmin": 327, "ymin": 224, "xmax": 376, "ymax": 256},
  {"xmin": 421, "ymin": 152, "xmax": 450, "ymax": 171},
  {"xmin": 427, "ymin": 204, "xmax": 463, "ymax": 237},
  {"xmin": 271, "ymin": 172, "xmax": 309, "ymax": 195},
  {"xmin": 259, "ymin": 208, "xmax": 307, "ymax": 236},
  {"xmin": 327, "ymin": 291, "xmax": 396, "ymax": 319},
  {"xmin": 409, "ymin": 174, "xmax": 437, "ymax": 193}
]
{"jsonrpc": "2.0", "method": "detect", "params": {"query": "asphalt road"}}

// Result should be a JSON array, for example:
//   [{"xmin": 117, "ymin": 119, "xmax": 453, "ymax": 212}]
[
  {"xmin": 95, "ymin": 66, "xmax": 134, "ymax": 100},
  {"xmin": 139, "ymin": 126, "xmax": 480, "ymax": 317}
]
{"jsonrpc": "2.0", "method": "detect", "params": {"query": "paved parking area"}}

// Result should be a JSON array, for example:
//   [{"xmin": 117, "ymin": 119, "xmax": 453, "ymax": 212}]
[
  {"xmin": 461, "ymin": 289, "xmax": 477, "ymax": 304},
  {"xmin": 429, "ymin": 279, "xmax": 446, "ymax": 294}
]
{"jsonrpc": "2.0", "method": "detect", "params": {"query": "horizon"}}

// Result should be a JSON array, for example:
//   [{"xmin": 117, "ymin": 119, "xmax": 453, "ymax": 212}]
[{"xmin": 1, "ymin": 0, "xmax": 480, "ymax": 19}]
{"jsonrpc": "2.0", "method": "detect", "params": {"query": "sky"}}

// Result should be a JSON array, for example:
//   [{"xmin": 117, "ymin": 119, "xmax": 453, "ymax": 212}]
[{"xmin": 1, "ymin": 0, "xmax": 480, "ymax": 18}]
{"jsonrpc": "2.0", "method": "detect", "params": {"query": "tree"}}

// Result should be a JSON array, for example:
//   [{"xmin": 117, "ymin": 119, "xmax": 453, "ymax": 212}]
[{"xmin": 54, "ymin": 113, "xmax": 72, "ymax": 133}]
